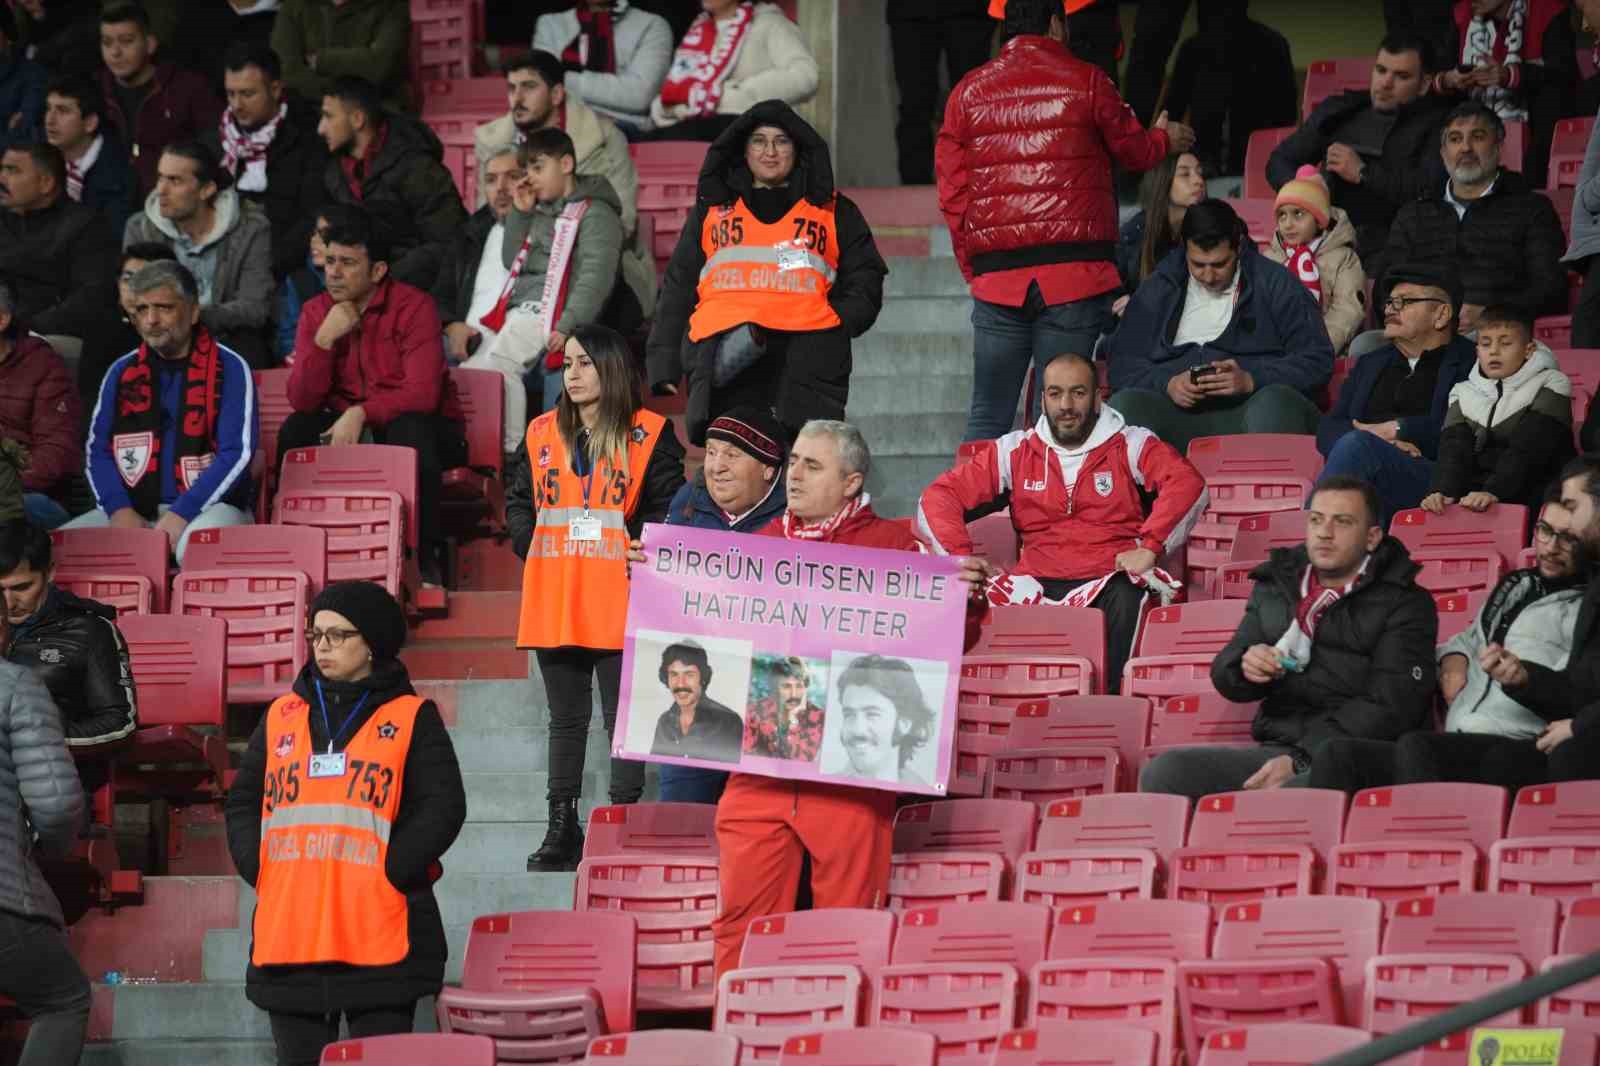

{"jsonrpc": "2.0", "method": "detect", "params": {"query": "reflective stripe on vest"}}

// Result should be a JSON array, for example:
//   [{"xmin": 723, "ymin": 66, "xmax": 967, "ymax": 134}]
[
  {"xmin": 687, "ymin": 196, "xmax": 842, "ymax": 342},
  {"xmin": 251, "ymin": 694, "xmax": 423, "ymax": 969},
  {"xmin": 516, "ymin": 409, "xmax": 667, "ymax": 651}
]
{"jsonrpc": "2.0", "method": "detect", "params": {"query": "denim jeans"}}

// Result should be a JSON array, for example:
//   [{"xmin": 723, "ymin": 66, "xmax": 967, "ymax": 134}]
[
  {"xmin": 1139, "ymin": 743, "xmax": 1310, "ymax": 800},
  {"xmin": 23, "ymin": 492, "xmax": 70, "ymax": 529},
  {"xmin": 966, "ymin": 287, "xmax": 1115, "ymax": 441},
  {"xmin": 658, "ymin": 764, "xmax": 730, "ymax": 804},
  {"xmin": 1318, "ymin": 429, "xmax": 1435, "ymax": 527},
  {"xmin": 0, "ymin": 909, "xmax": 91, "ymax": 1066}
]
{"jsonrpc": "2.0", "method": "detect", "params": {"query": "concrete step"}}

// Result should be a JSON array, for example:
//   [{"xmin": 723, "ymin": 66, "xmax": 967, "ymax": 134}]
[
  {"xmin": 847, "ymin": 373, "xmax": 972, "ymax": 417},
  {"xmin": 849, "ymin": 411, "xmax": 968, "ymax": 460},
  {"xmin": 851, "ymin": 331, "xmax": 973, "ymax": 379},
  {"xmin": 83, "ymin": 1040, "xmax": 277, "ymax": 1066},
  {"xmin": 871, "ymin": 297, "xmax": 976, "ymax": 335},
  {"xmin": 464, "ymin": 770, "xmax": 604, "ymax": 822},
  {"xmin": 444, "ymin": 821, "xmax": 581, "ymax": 875},
  {"xmin": 865, "ymin": 454, "xmax": 963, "ymax": 520},
  {"xmin": 106, "ymin": 983, "xmax": 436, "ymax": 1041},
  {"xmin": 882, "ymin": 255, "xmax": 968, "ymax": 298},
  {"xmin": 446, "ymin": 725, "xmax": 614, "ymax": 775}
]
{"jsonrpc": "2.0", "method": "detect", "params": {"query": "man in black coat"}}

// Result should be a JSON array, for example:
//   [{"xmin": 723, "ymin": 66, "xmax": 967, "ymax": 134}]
[
  {"xmin": 1268, "ymin": 32, "xmax": 1453, "ymax": 262},
  {"xmin": 1141, "ymin": 475, "xmax": 1439, "ymax": 799},
  {"xmin": 646, "ymin": 100, "xmax": 887, "ymax": 444},
  {"xmin": 1382, "ymin": 101, "xmax": 1567, "ymax": 329},
  {"xmin": 202, "ymin": 41, "xmax": 329, "ymax": 281},
  {"xmin": 0, "ymin": 140, "xmax": 116, "ymax": 337}
]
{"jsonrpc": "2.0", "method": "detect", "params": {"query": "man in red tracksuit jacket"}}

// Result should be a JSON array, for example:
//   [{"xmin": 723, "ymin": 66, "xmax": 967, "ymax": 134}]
[
  {"xmin": 916, "ymin": 352, "xmax": 1208, "ymax": 693},
  {"xmin": 714, "ymin": 418, "xmax": 983, "ymax": 979}
]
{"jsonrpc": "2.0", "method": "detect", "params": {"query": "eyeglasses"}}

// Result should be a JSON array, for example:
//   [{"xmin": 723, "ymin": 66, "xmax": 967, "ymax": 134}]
[
  {"xmin": 305, "ymin": 626, "xmax": 361, "ymax": 648},
  {"xmin": 1534, "ymin": 521, "xmax": 1580, "ymax": 550},
  {"xmin": 748, "ymin": 135, "xmax": 794, "ymax": 154},
  {"xmin": 1383, "ymin": 295, "xmax": 1446, "ymax": 311}
]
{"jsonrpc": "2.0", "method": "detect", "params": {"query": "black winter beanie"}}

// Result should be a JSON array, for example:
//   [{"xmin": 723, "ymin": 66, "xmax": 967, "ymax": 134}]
[{"xmin": 310, "ymin": 581, "xmax": 408, "ymax": 662}]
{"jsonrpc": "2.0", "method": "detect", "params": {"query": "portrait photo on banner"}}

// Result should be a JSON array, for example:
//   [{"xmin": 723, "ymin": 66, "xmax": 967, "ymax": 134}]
[
  {"xmin": 623, "ymin": 629, "xmax": 753, "ymax": 765},
  {"xmin": 819, "ymin": 651, "xmax": 948, "ymax": 789},
  {"xmin": 743, "ymin": 653, "xmax": 831, "ymax": 764}
]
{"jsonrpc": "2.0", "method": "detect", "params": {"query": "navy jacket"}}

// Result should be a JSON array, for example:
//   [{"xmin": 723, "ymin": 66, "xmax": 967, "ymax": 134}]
[
  {"xmin": 77, "ymin": 131, "xmax": 137, "ymax": 237},
  {"xmin": 1316, "ymin": 335, "xmax": 1477, "ymax": 461},
  {"xmin": 1106, "ymin": 244, "xmax": 1334, "ymax": 398},
  {"xmin": 0, "ymin": 49, "xmax": 45, "ymax": 153},
  {"xmin": 666, "ymin": 471, "xmax": 787, "ymax": 532}
]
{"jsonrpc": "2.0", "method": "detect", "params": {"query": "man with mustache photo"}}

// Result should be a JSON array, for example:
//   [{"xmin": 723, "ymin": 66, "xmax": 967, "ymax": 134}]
[
  {"xmin": 742, "ymin": 656, "xmax": 826, "ymax": 763},
  {"xmin": 825, "ymin": 653, "xmax": 936, "ymax": 788},
  {"xmin": 649, "ymin": 639, "xmax": 745, "ymax": 764}
]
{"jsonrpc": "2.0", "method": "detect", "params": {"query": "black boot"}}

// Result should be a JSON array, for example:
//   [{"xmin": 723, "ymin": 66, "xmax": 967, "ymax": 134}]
[{"xmin": 527, "ymin": 798, "xmax": 584, "ymax": 871}]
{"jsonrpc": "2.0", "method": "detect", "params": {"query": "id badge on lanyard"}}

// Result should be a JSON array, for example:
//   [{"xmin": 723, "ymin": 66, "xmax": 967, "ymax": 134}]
[
  {"xmin": 774, "ymin": 238, "xmax": 810, "ymax": 272},
  {"xmin": 569, "ymin": 512, "xmax": 603, "ymax": 542},
  {"xmin": 308, "ymin": 752, "xmax": 348, "ymax": 778}
]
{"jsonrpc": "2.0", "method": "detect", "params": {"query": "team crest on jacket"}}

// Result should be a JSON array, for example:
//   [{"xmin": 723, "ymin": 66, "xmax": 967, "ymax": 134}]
[
  {"xmin": 538, "ymin": 445, "xmax": 551, "ymax": 468},
  {"xmin": 274, "ymin": 733, "xmax": 295, "ymax": 758},
  {"xmin": 37, "ymin": 647, "xmax": 61, "ymax": 664},
  {"xmin": 376, "ymin": 721, "xmax": 399, "ymax": 740},
  {"xmin": 1094, "ymin": 472, "xmax": 1114, "ymax": 497},
  {"xmin": 112, "ymin": 431, "xmax": 154, "ymax": 487},
  {"xmin": 631, "ymin": 425, "xmax": 647, "ymax": 444}
]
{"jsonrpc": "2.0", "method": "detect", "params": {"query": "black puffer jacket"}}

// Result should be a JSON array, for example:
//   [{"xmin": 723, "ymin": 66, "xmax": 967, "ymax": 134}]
[
  {"xmin": 645, "ymin": 100, "xmax": 888, "ymax": 443},
  {"xmin": 6, "ymin": 586, "xmax": 137, "ymax": 748},
  {"xmin": 1213, "ymin": 537, "xmax": 1439, "ymax": 753},
  {"xmin": 0, "ymin": 195, "xmax": 118, "ymax": 336},
  {"xmin": 1380, "ymin": 169, "xmax": 1568, "ymax": 315},
  {"xmin": 225, "ymin": 659, "xmax": 466, "ymax": 1014},
  {"xmin": 0, "ymin": 661, "xmax": 83, "ymax": 926}
]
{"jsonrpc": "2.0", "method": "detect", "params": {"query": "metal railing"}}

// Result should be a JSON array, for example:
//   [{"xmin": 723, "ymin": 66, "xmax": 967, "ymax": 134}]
[{"xmin": 1317, "ymin": 950, "xmax": 1600, "ymax": 1066}]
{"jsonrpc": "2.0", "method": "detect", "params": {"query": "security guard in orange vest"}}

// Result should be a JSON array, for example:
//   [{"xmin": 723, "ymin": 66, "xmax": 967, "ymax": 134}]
[
  {"xmin": 645, "ymin": 100, "xmax": 888, "ymax": 444},
  {"xmin": 507, "ymin": 324, "xmax": 686, "ymax": 871},
  {"xmin": 225, "ymin": 581, "xmax": 466, "ymax": 1066}
]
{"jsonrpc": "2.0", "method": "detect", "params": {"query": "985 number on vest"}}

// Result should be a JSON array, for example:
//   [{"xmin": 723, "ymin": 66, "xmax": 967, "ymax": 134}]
[{"xmin": 709, "ymin": 216, "xmax": 745, "ymax": 249}]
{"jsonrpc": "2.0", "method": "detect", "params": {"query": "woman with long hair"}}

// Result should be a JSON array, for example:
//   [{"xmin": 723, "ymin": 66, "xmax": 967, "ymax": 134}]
[
  {"xmin": 1115, "ymin": 152, "xmax": 1206, "ymax": 311},
  {"xmin": 507, "ymin": 324, "xmax": 686, "ymax": 870}
]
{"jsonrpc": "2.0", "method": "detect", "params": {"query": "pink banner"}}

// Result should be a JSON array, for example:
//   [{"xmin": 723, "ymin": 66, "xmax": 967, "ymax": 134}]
[{"xmin": 615, "ymin": 524, "xmax": 967, "ymax": 795}]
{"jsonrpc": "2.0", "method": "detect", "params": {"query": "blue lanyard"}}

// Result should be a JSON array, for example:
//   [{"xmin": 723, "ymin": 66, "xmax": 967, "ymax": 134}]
[
  {"xmin": 313, "ymin": 679, "xmax": 370, "ymax": 755},
  {"xmin": 572, "ymin": 438, "xmax": 596, "ymax": 514}
]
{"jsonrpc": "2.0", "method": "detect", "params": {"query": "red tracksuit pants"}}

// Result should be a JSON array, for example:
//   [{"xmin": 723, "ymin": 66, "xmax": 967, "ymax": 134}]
[{"xmin": 713, "ymin": 773, "xmax": 896, "ymax": 978}]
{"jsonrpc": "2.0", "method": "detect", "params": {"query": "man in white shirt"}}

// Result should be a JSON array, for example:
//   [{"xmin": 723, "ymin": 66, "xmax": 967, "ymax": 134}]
[
  {"xmin": 42, "ymin": 76, "xmax": 135, "ymax": 236},
  {"xmin": 1106, "ymin": 199, "xmax": 1335, "ymax": 452},
  {"xmin": 434, "ymin": 145, "xmax": 522, "ymax": 363}
]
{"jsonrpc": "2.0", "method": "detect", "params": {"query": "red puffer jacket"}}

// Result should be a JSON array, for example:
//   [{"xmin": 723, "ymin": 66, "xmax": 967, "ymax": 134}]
[{"xmin": 937, "ymin": 35, "xmax": 1168, "ymax": 280}]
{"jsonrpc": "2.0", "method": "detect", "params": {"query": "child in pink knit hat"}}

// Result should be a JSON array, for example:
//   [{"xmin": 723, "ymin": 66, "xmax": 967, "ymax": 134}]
[{"xmin": 1264, "ymin": 164, "xmax": 1367, "ymax": 354}]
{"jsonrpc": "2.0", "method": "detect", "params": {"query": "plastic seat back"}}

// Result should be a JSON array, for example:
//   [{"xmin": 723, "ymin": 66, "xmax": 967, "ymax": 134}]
[
  {"xmin": 987, "ymin": 746, "xmax": 1121, "ymax": 809},
  {"xmin": 1018, "ymin": 794, "xmax": 1186, "ymax": 906},
  {"xmin": 1194, "ymin": 1024, "xmax": 1370, "ymax": 1066},
  {"xmin": 1122, "ymin": 656, "xmax": 1224, "ymax": 714},
  {"xmin": 1550, "ymin": 116, "xmax": 1596, "ymax": 189},
  {"xmin": 1186, "ymin": 789, "xmax": 1345, "ymax": 856},
  {"xmin": 1035, "ymin": 793, "xmax": 1189, "ymax": 861},
  {"xmin": 51, "ymin": 526, "xmax": 169, "ymax": 614},
  {"xmin": 631, "ymin": 141, "xmax": 709, "ymax": 265},
  {"xmin": 583, "ymin": 803, "xmax": 718, "ymax": 859},
  {"xmin": 1027, "ymin": 957, "xmax": 1178, "ymax": 1066},
  {"xmin": 956, "ymin": 697, "xmax": 1054, "ymax": 795},
  {"xmin": 1046, "ymin": 899, "xmax": 1211, "ymax": 961},
  {"xmin": 254, "ymin": 368, "xmax": 295, "ymax": 477},
  {"xmin": 584, "ymin": 1031, "xmax": 739, "ymax": 1066},
  {"xmin": 1227, "ymin": 509, "xmax": 1308, "ymax": 561},
  {"xmin": 969, "ymin": 607, "xmax": 1106, "ymax": 682},
  {"xmin": 1490, "ymin": 783, "xmax": 1600, "ymax": 905},
  {"xmin": 1222, "ymin": 197, "xmax": 1276, "ymax": 246},
  {"xmin": 275, "ymin": 489, "xmax": 405, "ymax": 596},
  {"xmin": 573, "ymin": 854, "xmax": 719, "ymax": 1012},
  {"xmin": 411, "ymin": 1, "xmax": 473, "ymax": 82},
  {"xmin": 120, "ymin": 614, "xmax": 226, "ymax": 730},
  {"xmin": 172, "ymin": 567, "xmax": 309, "ymax": 704},
  {"xmin": 775, "ymin": 1028, "xmax": 938, "ymax": 1065},
  {"xmin": 1133, "ymin": 601, "xmax": 1248, "ymax": 658},
  {"xmin": 278, "ymin": 444, "xmax": 420, "ymax": 551},
  {"xmin": 1408, "ymin": 549, "xmax": 1504, "ymax": 595},
  {"xmin": 321, "ymin": 1033, "xmax": 495, "ymax": 1065},
  {"xmin": 738, "ymin": 908, "xmax": 894, "ymax": 980},
  {"xmin": 1536, "ymin": 314, "xmax": 1572, "ymax": 349},
  {"xmin": 887, "ymin": 850, "xmax": 1004, "ymax": 910},
  {"xmin": 894, "ymin": 800, "xmax": 1037, "ymax": 867},
  {"xmin": 1506, "ymin": 781, "xmax": 1600, "ymax": 836},
  {"xmin": 1380, "ymin": 894, "xmax": 1558, "ymax": 964},
  {"xmin": 1302, "ymin": 57, "xmax": 1372, "ymax": 118},
  {"xmin": 1242, "ymin": 128, "xmax": 1294, "ymax": 200},
  {"xmin": 419, "ymin": 75, "xmax": 505, "ymax": 118},
  {"xmin": 1553, "ymin": 348, "xmax": 1600, "ymax": 395},
  {"xmin": 1186, "ymin": 435, "xmax": 1323, "ymax": 481},
  {"xmin": 1433, "ymin": 589, "xmax": 1489, "ymax": 643},
  {"xmin": 181, "ymin": 524, "xmax": 329, "ymax": 592},
  {"xmin": 969, "ymin": 510, "xmax": 1019, "ymax": 570},
  {"xmin": 1560, "ymin": 896, "xmax": 1600, "ymax": 954},
  {"xmin": 1362, "ymin": 953, "xmax": 1528, "ymax": 1044},
  {"xmin": 1145, "ymin": 692, "xmax": 1258, "ymax": 748},
  {"xmin": 443, "ymin": 367, "xmax": 506, "ymax": 518},
  {"xmin": 1186, "ymin": 477, "xmax": 1313, "ymax": 597},
  {"xmin": 889, "ymin": 901, "xmax": 1052, "ymax": 977},
  {"xmin": 1537, "ymin": 957, "xmax": 1600, "ymax": 1045},
  {"xmin": 1343, "ymin": 784, "xmax": 1507, "ymax": 854},
  {"xmin": 992, "ymin": 1022, "xmax": 1157, "ymax": 1066},
  {"xmin": 715, "ymin": 966, "xmax": 861, "ymax": 1062},
  {"xmin": 1390, "ymin": 503, "xmax": 1530, "ymax": 569},
  {"xmin": 870, "ymin": 961, "xmax": 1019, "ymax": 1066},
  {"xmin": 1008, "ymin": 696, "xmax": 1150, "ymax": 772},
  {"xmin": 959, "ymin": 654, "xmax": 1095, "ymax": 704}
]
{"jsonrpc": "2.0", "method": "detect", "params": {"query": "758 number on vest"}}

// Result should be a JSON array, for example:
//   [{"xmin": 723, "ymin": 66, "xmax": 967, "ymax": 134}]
[{"xmin": 793, "ymin": 218, "xmax": 829, "ymax": 255}]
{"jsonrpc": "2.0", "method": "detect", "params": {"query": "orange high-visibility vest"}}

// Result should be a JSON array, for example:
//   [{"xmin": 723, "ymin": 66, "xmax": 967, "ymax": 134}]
[
  {"xmin": 516, "ymin": 408, "xmax": 667, "ymax": 651},
  {"xmin": 251, "ymin": 694, "xmax": 423, "ymax": 968},
  {"xmin": 686, "ymin": 196, "xmax": 842, "ymax": 342}
]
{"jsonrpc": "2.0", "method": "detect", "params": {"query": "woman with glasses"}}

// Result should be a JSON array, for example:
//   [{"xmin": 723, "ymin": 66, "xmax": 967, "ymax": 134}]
[
  {"xmin": 1315, "ymin": 263, "xmax": 1477, "ymax": 526},
  {"xmin": 224, "ymin": 581, "xmax": 466, "ymax": 1066},
  {"xmin": 508, "ymin": 324, "xmax": 685, "ymax": 871}
]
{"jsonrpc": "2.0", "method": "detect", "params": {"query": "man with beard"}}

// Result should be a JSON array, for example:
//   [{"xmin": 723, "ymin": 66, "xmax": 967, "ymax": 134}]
[
  {"xmin": 827, "ymin": 654, "xmax": 935, "ymax": 787},
  {"xmin": 649, "ymin": 640, "xmax": 744, "ymax": 764},
  {"xmin": 744, "ymin": 656, "xmax": 825, "ymax": 763},
  {"xmin": 434, "ymin": 145, "xmax": 525, "ymax": 364},
  {"xmin": 1381, "ymin": 100, "xmax": 1567, "ymax": 331},
  {"xmin": 1465, "ymin": 454, "xmax": 1600, "ymax": 785},
  {"xmin": 917, "ymin": 351, "xmax": 1207, "ymax": 693}
]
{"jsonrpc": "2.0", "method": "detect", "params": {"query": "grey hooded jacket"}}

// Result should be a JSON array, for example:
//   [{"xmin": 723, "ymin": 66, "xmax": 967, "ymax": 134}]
[
  {"xmin": 501, "ymin": 172, "xmax": 624, "ymax": 337},
  {"xmin": 1565, "ymin": 105, "xmax": 1600, "ymax": 265},
  {"xmin": 0, "ymin": 660, "xmax": 84, "ymax": 926},
  {"xmin": 1441, "ymin": 568, "xmax": 1585, "ymax": 739}
]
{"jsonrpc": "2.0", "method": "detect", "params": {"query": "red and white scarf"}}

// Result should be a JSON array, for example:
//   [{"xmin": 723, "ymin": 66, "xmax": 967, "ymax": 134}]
[
  {"xmin": 478, "ymin": 199, "xmax": 591, "ymax": 369},
  {"xmin": 984, "ymin": 566, "xmax": 1183, "ymax": 609},
  {"xmin": 219, "ymin": 102, "xmax": 287, "ymax": 194},
  {"xmin": 65, "ymin": 134, "xmax": 104, "ymax": 202},
  {"xmin": 1283, "ymin": 241, "xmax": 1323, "ymax": 307},
  {"xmin": 659, "ymin": 1, "xmax": 755, "ymax": 117},
  {"xmin": 1463, "ymin": 0, "xmax": 1527, "ymax": 118},
  {"xmin": 781, "ymin": 493, "xmax": 869, "ymax": 540},
  {"xmin": 563, "ymin": 0, "xmax": 628, "ymax": 73},
  {"xmin": 1272, "ymin": 558, "xmax": 1369, "ymax": 669}
]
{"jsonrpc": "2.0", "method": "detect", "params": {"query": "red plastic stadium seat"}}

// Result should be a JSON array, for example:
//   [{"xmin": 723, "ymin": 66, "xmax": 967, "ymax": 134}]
[
  {"xmin": 1145, "ymin": 692, "xmax": 1259, "ymax": 749},
  {"xmin": 1194, "ymin": 1024, "xmax": 1371, "ymax": 1066},
  {"xmin": 1169, "ymin": 790, "xmax": 1346, "ymax": 908},
  {"xmin": 1553, "ymin": 348, "xmax": 1600, "ymax": 395},
  {"xmin": 1177, "ymin": 897, "xmax": 1382, "ymax": 1057},
  {"xmin": 969, "ymin": 607, "xmax": 1107, "ymax": 684},
  {"xmin": 1242, "ymin": 128, "xmax": 1294, "ymax": 200},
  {"xmin": 1537, "ymin": 956, "xmax": 1600, "ymax": 1043},
  {"xmin": 1027, "ymin": 957, "xmax": 1179, "ymax": 1066},
  {"xmin": 1432, "ymin": 589, "xmax": 1488, "ymax": 643},
  {"xmin": 51, "ymin": 526, "xmax": 169, "ymax": 614},
  {"xmin": 419, "ymin": 76, "xmax": 504, "ymax": 118},
  {"xmin": 278, "ymin": 443, "xmax": 420, "ymax": 550},
  {"xmin": 1503, "ymin": 781, "xmax": 1600, "ymax": 836},
  {"xmin": 1390, "ymin": 503, "xmax": 1530, "ymax": 569},
  {"xmin": 1548, "ymin": 187, "xmax": 1576, "ymax": 241},
  {"xmin": 987, "ymin": 746, "xmax": 1121, "ymax": 809},
  {"xmin": 889, "ymin": 799, "xmax": 1036, "ymax": 909},
  {"xmin": 443, "ymin": 367, "xmax": 506, "ymax": 532},
  {"xmin": 1223, "ymin": 198, "xmax": 1276, "ymax": 247},
  {"xmin": 1302, "ymin": 58, "xmax": 1372, "ymax": 119},
  {"xmin": 969, "ymin": 511, "xmax": 1019, "ymax": 570},
  {"xmin": 436, "ymin": 910, "xmax": 637, "ymax": 1060},
  {"xmin": 1046, "ymin": 899, "xmax": 1211, "ymax": 961},
  {"xmin": 411, "ymin": 0, "xmax": 474, "ymax": 83},
  {"xmin": 322, "ymin": 1033, "xmax": 495, "ymax": 1064},
  {"xmin": 1186, "ymin": 435, "xmax": 1323, "ymax": 481},
  {"xmin": 1502, "ymin": 119, "xmax": 1526, "ymax": 172},
  {"xmin": 116, "ymin": 614, "xmax": 228, "ymax": 799},
  {"xmin": 1133, "ymin": 601, "xmax": 1248, "ymax": 658},
  {"xmin": 1016, "ymin": 794, "xmax": 1189, "ymax": 906},
  {"xmin": 956, "ymin": 658, "xmax": 1095, "ymax": 793},
  {"xmin": 574, "ymin": 855, "xmax": 719, "ymax": 1012},
  {"xmin": 992, "ymin": 1022, "xmax": 1158, "ymax": 1066},
  {"xmin": 1395, "ymin": 1027, "xmax": 1596, "ymax": 1066},
  {"xmin": 1490, "ymin": 783, "xmax": 1600, "ymax": 906},
  {"xmin": 1328, "ymin": 784, "xmax": 1506, "ymax": 909},
  {"xmin": 736, "ymin": 908, "xmax": 894, "ymax": 981},
  {"xmin": 714, "ymin": 965, "xmax": 861, "ymax": 1062},
  {"xmin": 584, "ymin": 1031, "xmax": 740, "ymax": 1065},
  {"xmin": 1537, "ymin": 315, "xmax": 1573, "ymax": 348},
  {"xmin": 892, "ymin": 901, "xmax": 1052, "ymax": 978},
  {"xmin": 276, "ymin": 445, "xmax": 418, "ymax": 597},
  {"xmin": 1561, "ymin": 896, "xmax": 1600, "ymax": 954},
  {"xmin": 1409, "ymin": 549, "xmax": 1504, "ymax": 595},
  {"xmin": 1549, "ymin": 116, "xmax": 1596, "ymax": 190},
  {"xmin": 775, "ymin": 1029, "xmax": 938, "ymax": 1065},
  {"xmin": 254, "ymin": 368, "xmax": 295, "ymax": 514},
  {"xmin": 1383, "ymin": 893, "xmax": 1557, "ymax": 963},
  {"xmin": 582, "ymin": 803, "xmax": 718, "ymax": 859},
  {"xmin": 1187, "ymin": 476, "xmax": 1313, "ymax": 598},
  {"xmin": 632, "ymin": 141, "xmax": 709, "ymax": 269},
  {"xmin": 1006, "ymin": 696, "xmax": 1151, "ymax": 777},
  {"xmin": 1217, "ymin": 508, "xmax": 1311, "ymax": 598},
  {"xmin": 1362, "ymin": 954, "xmax": 1529, "ymax": 1051},
  {"xmin": 889, "ymin": 848, "xmax": 1004, "ymax": 909}
]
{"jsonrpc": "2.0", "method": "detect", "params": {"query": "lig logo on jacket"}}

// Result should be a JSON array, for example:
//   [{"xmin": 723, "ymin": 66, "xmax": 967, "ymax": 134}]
[{"xmin": 1022, "ymin": 478, "xmax": 1046, "ymax": 492}]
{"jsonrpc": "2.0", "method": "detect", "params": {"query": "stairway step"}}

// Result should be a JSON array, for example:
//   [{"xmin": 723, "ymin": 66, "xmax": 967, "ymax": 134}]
[
  {"xmin": 871, "ymin": 297, "xmax": 976, "ymax": 335},
  {"xmin": 865, "ymin": 455, "xmax": 965, "ymax": 520},
  {"xmin": 847, "ymin": 373, "xmax": 972, "ymax": 416},
  {"xmin": 849, "ymin": 411, "xmax": 968, "ymax": 459},
  {"xmin": 408, "ymin": 590, "xmax": 521, "ymax": 640},
  {"xmin": 108, "ymin": 982, "xmax": 438, "ymax": 1041},
  {"xmin": 882, "ymin": 255, "xmax": 968, "ymax": 298},
  {"xmin": 851, "ymin": 329, "xmax": 972, "ymax": 369},
  {"xmin": 399, "ymin": 640, "xmax": 531, "ymax": 681},
  {"xmin": 444, "ymin": 821, "xmax": 583, "ymax": 875},
  {"xmin": 83, "ymin": 1040, "xmax": 278, "ymax": 1066},
  {"xmin": 465, "ymin": 771, "xmax": 604, "ymax": 822}
]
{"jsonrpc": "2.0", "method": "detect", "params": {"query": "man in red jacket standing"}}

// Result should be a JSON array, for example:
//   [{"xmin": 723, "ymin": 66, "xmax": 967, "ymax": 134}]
[
  {"xmin": 918, "ymin": 353, "xmax": 1207, "ymax": 693},
  {"xmin": 938, "ymin": 0, "xmax": 1193, "ymax": 443},
  {"xmin": 0, "ymin": 283, "xmax": 80, "ymax": 528},
  {"xmin": 283, "ymin": 209, "xmax": 466, "ymax": 586}
]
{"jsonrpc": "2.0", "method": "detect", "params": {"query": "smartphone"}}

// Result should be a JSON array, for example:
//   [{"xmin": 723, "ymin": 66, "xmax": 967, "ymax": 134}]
[
  {"xmin": 318, "ymin": 433, "xmax": 332, "ymax": 445},
  {"xmin": 1190, "ymin": 364, "xmax": 1216, "ymax": 384}
]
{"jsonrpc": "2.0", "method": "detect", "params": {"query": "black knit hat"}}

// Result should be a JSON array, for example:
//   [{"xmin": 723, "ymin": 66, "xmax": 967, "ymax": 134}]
[
  {"xmin": 310, "ymin": 581, "xmax": 408, "ymax": 662},
  {"xmin": 705, "ymin": 406, "xmax": 787, "ymax": 467}
]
